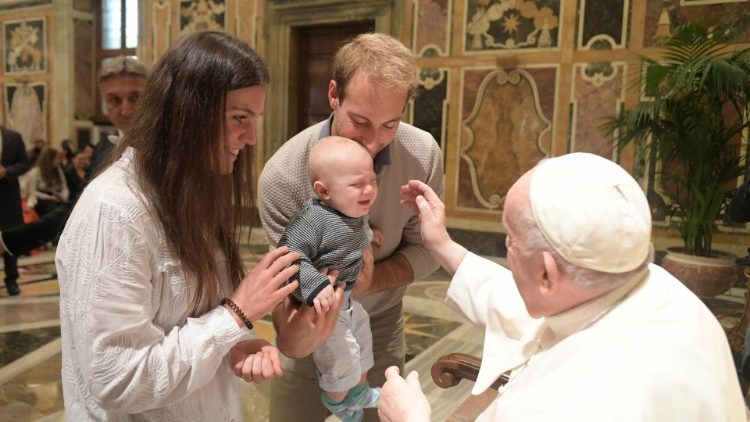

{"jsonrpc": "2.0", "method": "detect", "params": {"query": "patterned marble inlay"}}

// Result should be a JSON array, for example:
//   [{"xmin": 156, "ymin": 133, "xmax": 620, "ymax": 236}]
[
  {"xmin": 644, "ymin": 0, "xmax": 750, "ymax": 46},
  {"xmin": 74, "ymin": 18, "xmax": 95, "ymax": 120},
  {"xmin": 413, "ymin": 67, "xmax": 449, "ymax": 151},
  {"xmin": 235, "ymin": 0, "xmax": 257, "ymax": 46},
  {"xmin": 703, "ymin": 296, "xmax": 744, "ymax": 331},
  {"xmin": 4, "ymin": 83, "xmax": 47, "ymax": 152},
  {"xmin": 404, "ymin": 312, "xmax": 462, "ymax": 362},
  {"xmin": 459, "ymin": 67, "xmax": 554, "ymax": 210},
  {"xmin": 179, "ymin": 0, "xmax": 226, "ymax": 36},
  {"xmin": 0, "ymin": 327, "xmax": 59, "ymax": 367},
  {"xmin": 465, "ymin": 0, "xmax": 560, "ymax": 52},
  {"xmin": 152, "ymin": 1, "xmax": 172, "ymax": 65},
  {"xmin": 3, "ymin": 17, "xmax": 46, "ymax": 74},
  {"xmin": 415, "ymin": 0, "xmax": 451, "ymax": 55},
  {"xmin": 570, "ymin": 62, "xmax": 626, "ymax": 157},
  {"xmin": 577, "ymin": 0, "xmax": 629, "ymax": 49},
  {"xmin": 0, "ymin": 301, "xmax": 60, "ymax": 327},
  {"xmin": 0, "ymin": 352, "xmax": 63, "ymax": 420}
]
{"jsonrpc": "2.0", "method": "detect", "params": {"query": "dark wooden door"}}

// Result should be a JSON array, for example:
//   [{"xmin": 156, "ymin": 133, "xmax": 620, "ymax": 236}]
[{"xmin": 295, "ymin": 21, "xmax": 374, "ymax": 133}]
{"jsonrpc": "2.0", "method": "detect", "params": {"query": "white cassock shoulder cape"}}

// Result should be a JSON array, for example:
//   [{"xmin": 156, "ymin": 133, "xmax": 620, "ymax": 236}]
[{"xmin": 446, "ymin": 252, "xmax": 747, "ymax": 422}]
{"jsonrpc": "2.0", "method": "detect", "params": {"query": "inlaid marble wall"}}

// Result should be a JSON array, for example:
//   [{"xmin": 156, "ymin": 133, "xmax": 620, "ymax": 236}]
[
  {"xmin": 3, "ymin": 18, "xmax": 47, "ymax": 74},
  {"xmin": 464, "ymin": 0, "xmax": 561, "ymax": 51},
  {"xmin": 643, "ymin": 0, "xmax": 750, "ymax": 47},
  {"xmin": 457, "ymin": 66, "xmax": 553, "ymax": 210},
  {"xmin": 578, "ymin": 0, "xmax": 630, "ymax": 50},
  {"xmin": 179, "ymin": 0, "xmax": 227, "ymax": 36},
  {"xmin": 0, "ymin": 0, "xmax": 744, "ymax": 246},
  {"xmin": 142, "ymin": 0, "xmax": 260, "ymax": 68},
  {"xmin": 412, "ymin": 67, "xmax": 449, "ymax": 155},
  {"xmin": 0, "ymin": 0, "xmax": 94, "ymax": 148},
  {"xmin": 73, "ymin": 18, "xmax": 95, "ymax": 121},
  {"xmin": 0, "ymin": 5, "xmax": 53, "ymax": 148},
  {"xmin": 4, "ymin": 83, "xmax": 46, "ymax": 149},
  {"xmin": 404, "ymin": 0, "xmax": 750, "ymax": 243},
  {"xmin": 570, "ymin": 62, "xmax": 626, "ymax": 157},
  {"xmin": 414, "ymin": 0, "xmax": 451, "ymax": 56}
]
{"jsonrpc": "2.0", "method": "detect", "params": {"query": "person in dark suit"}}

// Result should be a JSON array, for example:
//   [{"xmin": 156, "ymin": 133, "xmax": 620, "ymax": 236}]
[{"xmin": 0, "ymin": 127, "xmax": 31, "ymax": 295}]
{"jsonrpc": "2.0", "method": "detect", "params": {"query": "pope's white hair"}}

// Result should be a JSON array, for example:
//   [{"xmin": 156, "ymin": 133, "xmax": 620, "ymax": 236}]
[{"xmin": 513, "ymin": 199, "xmax": 653, "ymax": 290}]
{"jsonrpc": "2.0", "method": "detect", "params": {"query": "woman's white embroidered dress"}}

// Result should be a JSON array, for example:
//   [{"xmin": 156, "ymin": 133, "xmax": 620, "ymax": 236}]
[{"xmin": 56, "ymin": 148, "xmax": 254, "ymax": 421}]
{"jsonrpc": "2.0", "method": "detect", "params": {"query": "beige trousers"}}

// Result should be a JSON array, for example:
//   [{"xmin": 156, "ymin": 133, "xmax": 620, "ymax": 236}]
[{"xmin": 269, "ymin": 301, "xmax": 406, "ymax": 421}]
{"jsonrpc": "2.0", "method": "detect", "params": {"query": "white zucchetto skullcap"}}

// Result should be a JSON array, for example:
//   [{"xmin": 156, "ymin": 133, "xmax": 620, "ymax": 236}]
[{"xmin": 529, "ymin": 153, "xmax": 651, "ymax": 273}]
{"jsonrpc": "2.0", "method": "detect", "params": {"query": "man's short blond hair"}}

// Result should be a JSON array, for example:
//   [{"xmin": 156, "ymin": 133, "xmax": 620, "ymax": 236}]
[
  {"xmin": 98, "ymin": 56, "xmax": 147, "ymax": 85},
  {"xmin": 332, "ymin": 33, "xmax": 418, "ymax": 102}
]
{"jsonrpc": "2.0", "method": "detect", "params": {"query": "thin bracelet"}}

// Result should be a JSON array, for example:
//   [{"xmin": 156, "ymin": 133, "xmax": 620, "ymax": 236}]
[{"xmin": 221, "ymin": 298, "xmax": 254, "ymax": 330}]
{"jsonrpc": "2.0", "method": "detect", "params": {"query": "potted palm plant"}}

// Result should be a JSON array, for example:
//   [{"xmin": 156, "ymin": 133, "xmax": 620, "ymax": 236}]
[{"xmin": 605, "ymin": 19, "xmax": 750, "ymax": 297}]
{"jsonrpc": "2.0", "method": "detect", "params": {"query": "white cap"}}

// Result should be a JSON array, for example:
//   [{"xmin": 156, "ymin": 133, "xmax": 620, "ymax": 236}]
[{"xmin": 528, "ymin": 153, "xmax": 651, "ymax": 273}]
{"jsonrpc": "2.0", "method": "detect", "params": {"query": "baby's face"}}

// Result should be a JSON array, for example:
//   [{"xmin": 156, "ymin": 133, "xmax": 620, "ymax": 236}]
[{"xmin": 321, "ymin": 153, "xmax": 378, "ymax": 218}]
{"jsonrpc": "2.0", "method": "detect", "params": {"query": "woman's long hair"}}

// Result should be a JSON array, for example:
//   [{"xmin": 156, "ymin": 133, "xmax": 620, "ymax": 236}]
[
  {"xmin": 36, "ymin": 147, "xmax": 62, "ymax": 188},
  {"xmin": 110, "ymin": 31, "xmax": 269, "ymax": 315}
]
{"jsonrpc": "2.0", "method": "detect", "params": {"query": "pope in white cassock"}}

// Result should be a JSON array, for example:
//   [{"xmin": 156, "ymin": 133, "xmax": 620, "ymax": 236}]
[{"xmin": 380, "ymin": 152, "xmax": 747, "ymax": 422}]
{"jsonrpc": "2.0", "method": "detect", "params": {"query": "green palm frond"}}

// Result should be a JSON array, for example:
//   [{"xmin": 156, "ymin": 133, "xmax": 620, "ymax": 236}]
[{"xmin": 602, "ymin": 18, "xmax": 750, "ymax": 256}]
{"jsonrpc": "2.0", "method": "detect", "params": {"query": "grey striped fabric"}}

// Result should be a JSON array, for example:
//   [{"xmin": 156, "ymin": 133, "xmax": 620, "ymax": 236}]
[
  {"xmin": 259, "ymin": 115, "xmax": 444, "ymax": 315},
  {"xmin": 278, "ymin": 199, "xmax": 369, "ymax": 306}
]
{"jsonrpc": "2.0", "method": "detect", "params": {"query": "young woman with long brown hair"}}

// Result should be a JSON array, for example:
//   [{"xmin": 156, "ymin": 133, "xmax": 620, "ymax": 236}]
[{"xmin": 56, "ymin": 31, "xmax": 309, "ymax": 420}]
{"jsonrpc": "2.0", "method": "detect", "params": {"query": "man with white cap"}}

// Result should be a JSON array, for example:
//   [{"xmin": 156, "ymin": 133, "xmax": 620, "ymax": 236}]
[{"xmin": 380, "ymin": 152, "xmax": 746, "ymax": 421}]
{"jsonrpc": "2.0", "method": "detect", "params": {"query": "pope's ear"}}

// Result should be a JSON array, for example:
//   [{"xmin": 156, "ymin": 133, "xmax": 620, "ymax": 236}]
[{"xmin": 540, "ymin": 251, "xmax": 560, "ymax": 293}]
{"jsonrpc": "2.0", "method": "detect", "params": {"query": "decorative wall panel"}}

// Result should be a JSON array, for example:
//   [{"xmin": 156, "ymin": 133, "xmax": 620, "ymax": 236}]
[
  {"xmin": 3, "ymin": 17, "xmax": 46, "ymax": 74},
  {"xmin": 464, "ymin": 0, "xmax": 561, "ymax": 52},
  {"xmin": 235, "ymin": 0, "xmax": 257, "ymax": 45},
  {"xmin": 179, "ymin": 0, "xmax": 226, "ymax": 36},
  {"xmin": 577, "ymin": 0, "xmax": 630, "ymax": 49},
  {"xmin": 74, "ymin": 18, "xmax": 95, "ymax": 120},
  {"xmin": 458, "ymin": 67, "xmax": 555, "ymax": 210},
  {"xmin": 644, "ymin": 0, "xmax": 750, "ymax": 46},
  {"xmin": 412, "ymin": 67, "xmax": 449, "ymax": 155},
  {"xmin": 152, "ymin": 1, "xmax": 172, "ymax": 65},
  {"xmin": 570, "ymin": 62, "xmax": 626, "ymax": 157},
  {"xmin": 73, "ymin": 0, "xmax": 92, "ymax": 12},
  {"xmin": 414, "ymin": 0, "xmax": 451, "ymax": 56},
  {"xmin": 5, "ymin": 82, "xmax": 46, "ymax": 149}
]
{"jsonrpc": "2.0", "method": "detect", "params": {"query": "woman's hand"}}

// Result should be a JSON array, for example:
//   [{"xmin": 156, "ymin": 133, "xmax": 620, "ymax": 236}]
[
  {"xmin": 229, "ymin": 339, "xmax": 283, "ymax": 383},
  {"xmin": 231, "ymin": 246, "xmax": 300, "ymax": 323}
]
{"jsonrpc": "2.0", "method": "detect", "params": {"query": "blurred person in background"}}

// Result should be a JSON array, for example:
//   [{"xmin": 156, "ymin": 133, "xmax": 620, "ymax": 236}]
[{"xmin": 0, "ymin": 126, "xmax": 30, "ymax": 295}]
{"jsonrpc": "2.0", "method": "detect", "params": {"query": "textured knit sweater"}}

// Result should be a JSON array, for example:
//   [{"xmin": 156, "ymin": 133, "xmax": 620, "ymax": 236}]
[
  {"xmin": 278, "ymin": 199, "xmax": 370, "ymax": 306},
  {"xmin": 259, "ymin": 115, "xmax": 444, "ymax": 315}
]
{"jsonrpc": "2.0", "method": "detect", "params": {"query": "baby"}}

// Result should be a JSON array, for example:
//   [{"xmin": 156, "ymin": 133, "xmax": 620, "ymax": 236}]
[{"xmin": 278, "ymin": 136, "xmax": 381, "ymax": 422}]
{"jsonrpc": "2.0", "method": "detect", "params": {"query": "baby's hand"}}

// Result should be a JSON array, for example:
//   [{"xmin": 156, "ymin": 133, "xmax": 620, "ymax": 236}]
[
  {"xmin": 371, "ymin": 227, "xmax": 384, "ymax": 249},
  {"xmin": 313, "ymin": 284, "xmax": 336, "ymax": 316}
]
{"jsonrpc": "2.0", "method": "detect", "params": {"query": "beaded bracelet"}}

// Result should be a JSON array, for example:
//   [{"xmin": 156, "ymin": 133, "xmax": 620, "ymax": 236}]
[{"xmin": 221, "ymin": 298, "xmax": 254, "ymax": 330}]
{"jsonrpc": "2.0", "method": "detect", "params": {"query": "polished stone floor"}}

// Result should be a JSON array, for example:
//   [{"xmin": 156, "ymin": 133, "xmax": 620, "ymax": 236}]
[{"xmin": 0, "ymin": 230, "xmax": 746, "ymax": 421}]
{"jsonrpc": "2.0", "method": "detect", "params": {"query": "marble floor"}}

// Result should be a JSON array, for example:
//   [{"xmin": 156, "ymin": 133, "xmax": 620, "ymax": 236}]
[{"xmin": 0, "ymin": 229, "xmax": 747, "ymax": 421}]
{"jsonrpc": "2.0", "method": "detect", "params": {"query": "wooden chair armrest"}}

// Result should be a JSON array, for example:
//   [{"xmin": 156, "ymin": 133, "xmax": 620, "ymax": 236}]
[{"xmin": 431, "ymin": 352, "xmax": 509, "ymax": 391}]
